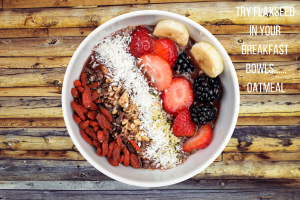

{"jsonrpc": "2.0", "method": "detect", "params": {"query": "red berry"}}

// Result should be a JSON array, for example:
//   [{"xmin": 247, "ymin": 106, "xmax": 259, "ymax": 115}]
[
  {"xmin": 137, "ymin": 54, "xmax": 172, "ymax": 92},
  {"xmin": 182, "ymin": 124, "xmax": 213, "ymax": 152},
  {"xmin": 129, "ymin": 27, "xmax": 155, "ymax": 58},
  {"xmin": 161, "ymin": 77, "xmax": 194, "ymax": 116},
  {"xmin": 154, "ymin": 38, "xmax": 178, "ymax": 67},
  {"xmin": 172, "ymin": 109, "xmax": 196, "ymax": 137}
]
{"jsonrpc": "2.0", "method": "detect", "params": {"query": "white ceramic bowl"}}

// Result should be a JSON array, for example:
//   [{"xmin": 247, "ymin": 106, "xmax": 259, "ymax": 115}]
[{"xmin": 62, "ymin": 10, "xmax": 239, "ymax": 187}]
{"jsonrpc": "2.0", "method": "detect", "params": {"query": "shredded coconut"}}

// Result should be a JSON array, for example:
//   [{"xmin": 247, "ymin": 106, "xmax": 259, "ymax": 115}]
[{"xmin": 95, "ymin": 33, "xmax": 181, "ymax": 169}]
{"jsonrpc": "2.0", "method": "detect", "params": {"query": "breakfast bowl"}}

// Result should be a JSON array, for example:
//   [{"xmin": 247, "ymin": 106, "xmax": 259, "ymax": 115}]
[{"xmin": 62, "ymin": 10, "xmax": 239, "ymax": 187}]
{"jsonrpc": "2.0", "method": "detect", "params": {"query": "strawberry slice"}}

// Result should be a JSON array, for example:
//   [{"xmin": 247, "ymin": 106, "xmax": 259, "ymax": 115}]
[
  {"xmin": 154, "ymin": 38, "xmax": 178, "ymax": 67},
  {"xmin": 172, "ymin": 109, "xmax": 196, "ymax": 137},
  {"xmin": 137, "ymin": 54, "xmax": 172, "ymax": 92},
  {"xmin": 182, "ymin": 124, "xmax": 213, "ymax": 152},
  {"xmin": 161, "ymin": 77, "xmax": 194, "ymax": 116}
]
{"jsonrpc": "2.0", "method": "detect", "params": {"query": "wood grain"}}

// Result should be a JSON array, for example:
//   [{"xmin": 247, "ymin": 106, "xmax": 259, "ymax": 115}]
[
  {"xmin": 0, "ymin": 2, "xmax": 300, "ymax": 29},
  {"xmin": 0, "ymin": 29, "xmax": 48, "ymax": 38},
  {"xmin": 236, "ymin": 116, "xmax": 300, "ymax": 126},
  {"xmin": 0, "ymin": 57, "xmax": 70, "ymax": 68},
  {"xmin": 229, "ymin": 53, "xmax": 300, "ymax": 63},
  {"xmin": 0, "ymin": 87, "xmax": 62, "ymax": 96},
  {"xmin": 223, "ymin": 152, "xmax": 300, "ymax": 161}
]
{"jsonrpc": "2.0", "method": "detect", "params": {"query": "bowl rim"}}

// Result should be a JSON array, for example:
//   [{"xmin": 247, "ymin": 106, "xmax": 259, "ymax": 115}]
[{"xmin": 62, "ymin": 10, "xmax": 240, "ymax": 187}]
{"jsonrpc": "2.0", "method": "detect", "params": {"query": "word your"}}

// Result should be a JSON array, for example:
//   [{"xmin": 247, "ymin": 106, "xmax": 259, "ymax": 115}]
[
  {"xmin": 242, "ymin": 44, "xmax": 288, "ymax": 55},
  {"xmin": 247, "ymin": 82, "xmax": 285, "ymax": 93},
  {"xmin": 236, "ymin": 7, "xmax": 294, "ymax": 17},
  {"xmin": 246, "ymin": 63, "xmax": 274, "ymax": 73},
  {"xmin": 250, "ymin": 25, "xmax": 280, "ymax": 36}
]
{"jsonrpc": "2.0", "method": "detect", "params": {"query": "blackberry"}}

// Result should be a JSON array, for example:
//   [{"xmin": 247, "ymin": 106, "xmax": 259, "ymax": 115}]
[
  {"xmin": 194, "ymin": 74, "xmax": 222, "ymax": 102},
  {"xmin": 190, "ymin": 103, "xmax": 217, "ymax": 125},
  {"xmin": 174, "ymin": 51, "xmax": 195, "ymax": 74}
]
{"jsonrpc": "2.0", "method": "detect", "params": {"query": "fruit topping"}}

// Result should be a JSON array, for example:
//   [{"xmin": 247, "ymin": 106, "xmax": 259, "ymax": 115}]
[
  {"xmin": 162, "ymin": 77, "xmax": 194, "ymax": 116},
  {"xmin": 154, "ymin": 38, "xmax": 178, "ymax": 67},
  {"xmin": 129, "ymin": 26, "xmax": 155, "ymax": 58},
  {"xmin": 172, "ymin": 109, "xmax": 196, "ymax": 137},
  {"xmin": 191, "ymin": 41, "xmax": 224, "ymax": 78},
  {"xmin": 190, "ymin": 102, "xmax": 217, "ymax": 125},
  {"xmin": 174, "ymin": 51, "xmax": 196, "ymax": 74},
  {"xmin": 153, "ymin": 19, "xmax": 189, "ymax": 47},
  {"xmin": 137, "ymin": 54, "xmax": 172, "ymax": 92},
  {"xmin": 182, "ymin": 124, "xmax": 213, "ymax": 152},
  {"xmin": 194, "ymin": 74, "xmax": 222, "ymax": 102}
]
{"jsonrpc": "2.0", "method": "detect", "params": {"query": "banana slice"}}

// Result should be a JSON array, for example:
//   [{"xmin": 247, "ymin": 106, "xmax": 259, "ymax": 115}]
[
  {"xmin": 153, "ymin": 19, "xmax": 189, "ymax": 47},
  {"xmin": 191, "ymin": 42, "xmax": 224, "ymax": 78}
]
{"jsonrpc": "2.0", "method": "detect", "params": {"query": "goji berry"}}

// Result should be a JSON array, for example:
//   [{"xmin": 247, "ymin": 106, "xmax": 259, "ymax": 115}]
[
  {"xmin": 94, "ymin": 99, "xmax": 102, "ymax": 103},
  {"xmin": 119, "ymin": 155, "xmax": 125, "ymax": 163},
  {"xmin": 87, "ymin": 111, "xmax": 97, "ymax": 120},
  {"xmin": 81, "ymin": 72, "xmax": 86, "ymax": 87},
  {"xmin": 93, "ymin": 125, "xmax": 99, "ymax": 132},
  {"xmin": 80, "ymin": 129, "xmax": 93, "ymax": 146},
  {"xmin": 113, "ymin": 143, "xmax": 121, "ymax": 163},
  {"xmin": 102, "ymin": 140, "xmax": 108, "ymax": 156},
  {"xmin": 129, "ymin": 140, "xmax": 140, "ymax": 153},
  {"xmin": 71, "ymin": 101, "xmax": 86, "ymax": 121},
  {"xmin": 77, "ymin": 87, "xmax": 84, "ymax": 93},
  {"xmin": 92, "ymin": 90, "xmax": 99, "ymax": 101},
  {"xmin": 108, "ymin": 158, "xmax": 119, "ymax": 167},
  {"xmin": 78, "ymin": 105, "xmax": 88, "ymax": 114},
  {"xmin": 100, "ymin": 107, "xmax": 113, "ymax": 122},
  {"xmin": 117, "ymin": 134, "xmax": 125, "ymax": 149},
  {"xmin": 129, "ymin": 153, "xmax": 140, "ymax": 168},
  {"xmin": 82, "ymin": 87, "xmax": 94, "ymax": 109},
  {"xmin": 84, "ymin": 127, "xmax": 97, "ymax": 140},
  {"xmin": 89, "ymin": 103, "xmax": 98, "ymax": 111},
  {"xmin": 74, "ymin": 80, "xmax": 81, "ymax": 88},
  {"xmin": 96, "ymin": 113, "xmax": 112, "ymax": 130},
  {"xmin": 88, "ymin": 82, "xmax": 100, "ymax": 88},
  {"xmin": 71, "ymin": 88, "xmax": 80, "ymax": 98},
  {"xmin": 89, "ymin": 121, "xmax": 98, "ymax": 127},
  {"xmin": 97, "ymin": 147, "xmax": 104, "ymax": 156},
  {"xmin": 107, "ymin": 140, "xmax": 116, "ymax": 159},
  {"xmin": 97, "ymin": 130, "xmax": 106, "ymax": 142},
  {"xmin": 103, "ymin": 128, "xmax": 109, "ymax": 141},
  {"xmin": 122, "ymin": 147, "xmax": 130, "ymax": 167},
  {"xmin": 73, "ymin": 114, "xmax": 82, "ymax": 124},
  {"xmin": 93, "ymin": 140, "xmax": 101, "ymax": 148},
  {"xmin": 79, "ymin": 120, "xmax": 90, "ymax": 129}
]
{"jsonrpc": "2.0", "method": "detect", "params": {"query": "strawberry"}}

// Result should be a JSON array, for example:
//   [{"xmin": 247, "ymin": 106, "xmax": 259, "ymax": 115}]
[
  {"xmin": 154, "ymin": 38, "xmax": 178, "ymax": 67},
  {"xmin": 137, "ymin": 54, "xmax": 172, "ymax": 92},
  {"xmin": 129, "ymin": 27, "xmax": 155, "ymax": 58},
  {"xmin": 182, "ymin": 124, "xmax": 213, "ymax": 152},
  {"xmin": 161, "ymin": 77, "xmax": 194, "ymax": 116},
  {"xmin": 172, "ymin": 109, "xmax": 196, "ymax": 137}
]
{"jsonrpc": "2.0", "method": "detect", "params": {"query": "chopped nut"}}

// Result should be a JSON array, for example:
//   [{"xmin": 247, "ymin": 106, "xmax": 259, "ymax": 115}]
[
  {"xmin": 133, "ymin": 119, "xmax": 141, "ymax": 126},
  {"xmin": 119, "ymin": 91, "xmax": 129, "ymax": 108},
  {"xmin": 100, "ymin": 65, "xmax": 108, "ymax": 75},
  {"xmin": 142, "ymin": 136, "xmax": 149, "ymax": 141}
]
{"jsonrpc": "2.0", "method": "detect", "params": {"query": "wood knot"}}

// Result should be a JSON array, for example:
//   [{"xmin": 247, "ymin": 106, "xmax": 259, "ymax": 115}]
[
  {"xmin": 220, "ymin": 181, "xmax": 226, "ymax": 187},
  {"xmin": 238, "ymin": 39, "xmax": 243, "ymax": 43},
  {"xmin": 48, "ymin": 39, "xmax": 57, "ymax": 45},
  {"xmin": 232, "ymin": 153, "xmax": 244, "ymax": 161}
]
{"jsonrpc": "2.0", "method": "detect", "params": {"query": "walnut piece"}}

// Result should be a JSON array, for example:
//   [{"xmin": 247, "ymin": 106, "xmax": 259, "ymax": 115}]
[{"xmin": 119, "ymin": 91, "xmax": 129, "ymax": 108}]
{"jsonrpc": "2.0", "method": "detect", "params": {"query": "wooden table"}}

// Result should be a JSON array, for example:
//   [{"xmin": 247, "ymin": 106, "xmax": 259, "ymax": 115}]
[{"xmin": 0, "ymin": 0, "xmax": 300, "ymax": 199}]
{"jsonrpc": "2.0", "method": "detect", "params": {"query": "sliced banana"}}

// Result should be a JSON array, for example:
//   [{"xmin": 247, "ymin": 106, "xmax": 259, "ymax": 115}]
[
  {"xmin": 153, "ymin": 19, "xmax": 189, "ymax": 47},
  {"xmin": 191, "ymin": 42, "xmax": 224, "ymax": 78}
]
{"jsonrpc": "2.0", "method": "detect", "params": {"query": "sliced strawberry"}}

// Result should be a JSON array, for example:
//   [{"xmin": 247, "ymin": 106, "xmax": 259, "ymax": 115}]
[
  {"xmin": 137, "ymin": 54, "xmax": 172, "ymax": 92},
  {"xmin": 161, "ymin": 77, "xmax": 194, "ymax": 116},
  {"xmin": 182, "ymin": 124, "xmax": 213, "ymax": 152},
  {"xmin": 129, "ymin": 27, "xmax": 155, "ymax": 58},
  {"xmin": 154, "ymin": 38, "xmax": 178, "ymax": 67},
  {"xmin": 172, "ymin": 109, "xmax": 196, "ymax": 137}
]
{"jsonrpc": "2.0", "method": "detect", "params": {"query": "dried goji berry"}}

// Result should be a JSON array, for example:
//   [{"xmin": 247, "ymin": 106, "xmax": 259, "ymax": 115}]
[
  {"xmin": 89, "ymin": 121, "xmax": 98, "ymax": 127},
  {"xmin": 107, "ymin": 140, "xmax": 116, "ymax": 159},
  {"xmin": 71, "ymin": 88, "xmax": 80, "ymax": 98},
  {"xmin": 89, "ymin": 103, "xmax": 98, "ymax": 111},
  {"xmin": 81, "ymin": 72, "xmax": 86, "ymax": 87},
  {"xmin": 84, "ymin": 127, "xmax": 97, "ymax": 140},
  {"xmin": 73, "ymin": 114, "xmax": 82, "ymax": 124},
  {"xmin": 79, "ymin": 120, "xmax": 90, "ymax": 129},
  {"xmin": 103, "ymin": 128, "xmax": 109, "ymax": 141},
  {"xmin": 77, "ymin": 87, "xmax": 84, "ymax": 93},
  {"xmin": 71, "ymin": 101, "xmax": 86, "ymax": 121},
  {"xmin": 113, "ymin": 143, "xmax": 121, "ymax": 163},
  {"xmin": 97, "ymin": 147, "xmax": 104, "ymax": 156},
  {"xmin": 96, "ymin": 113, "xmax": 112, "ymax": 130},
  {"xmin": 108, "ymin": 158, "xmax": 119, "ymax": 167},
  {"xmin": 92, "ymin": 90, "xmax": 99, "ymax": 101},
  {"xmin": 129, "ymin": 153, "xmax": 140, "ymax": 168},
  {"xmin": 97, "ymin": 130, "xmax": 106, "ymax": 142},
  {"xmin": 117, "ymin": 134, "xmax": 125, "ymax": 149},
  {"xmin": 93, "ymin": 125, "xmax": 99, "ymax": 132},
  {"xmin": 93, "ymin": 140, "xmax": 101, "ymax": 148},
  {"xmin": 87, "ymin": 111, "xmax": 97, "ymax": 120},
  {"xmin": 80, "ymin": 129, "xmax": 93, "ymax": 146},
  {"xmin": 129, "ymin": 140, "xmax": 140, "ymax": 153},
  {"xmin": 119, "ymin": 155, "xmax": 124, "ymax": 164},
  {"xmin": 122, "ymin": 147, "xmax": 130, "ymax": 167},
  {"xmin": 94, "ymin": 99, "xmax": 102, "ymax": 103},
  {"xmin": 82, "ymin": 87, "xmax": 94, "ymax": 109},
  {"xmin": 102, "ymin": 140, "xmax": 108, "ymax": 156},
  {"xmin": 78, "ymin": 105, "xmax": 88, "ymax": 115},
  {"xmin": 100, "ymin": 107, "xmax": 113, "ymax": 122},
  {"xmin": 74, "ymin": 80, "xmax": 81, "ymax": 88},
  {"xmin": 88, "ymin": 82, "xmax": 100, "ymax": 88}
]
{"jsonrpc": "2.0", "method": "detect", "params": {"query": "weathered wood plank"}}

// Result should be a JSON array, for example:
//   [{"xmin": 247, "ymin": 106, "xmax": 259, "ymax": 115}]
[
  {"xmin": 48, "ymin": 27, "xmax": 94, "ymax": 37},
  {"xmin": 229, "ymin": 53, "xmax": 300, "ymax": 63},
  {"xmin": 0, "ymin": 118, "xmax": 66, "ymax": 128},
  {"xmin": 1, "ymin": 35, "xmax": 299, "ymax": 56},
  {"xmin": 0, "ymin": 150, "xmax": 84, "ymax": 160},
  {"xmin": 1, "ymin": 2, "xmax": 300, "ymax": 29},
  {"xmin": 223, "ymin": 152, "xmax": 300, "ymax": 161},
  {"xmin": 0, "ymin": 189, "xmax": 299, "ymax": 199},
  {"xmin": 0, "ymin": 57, "xmax": 70, "ymax": 68},
  {"xmin": 0, "ymin": 128, "xmax": 68, "ymax": 136},
  {"xmin": 0, "ymin": 87, "xmax": 62, "ymax": 96},
  {"xmin": 1, "ymin": 179, "xmax": 300, "ymax": 190},
  {"xmin": 236, "ymin": 116, "xmax": 300, "ymax": 126},
  {"xmin": 239, "ymin": 84, "xmax": 300, "ymax": 95},
  {"xmin": 0, "ymin": 29, "xmax": 48, "ymax": 38},
  {"xmin": 1, "ymin": 160, "xmax": 299, "ymax": 180}
]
